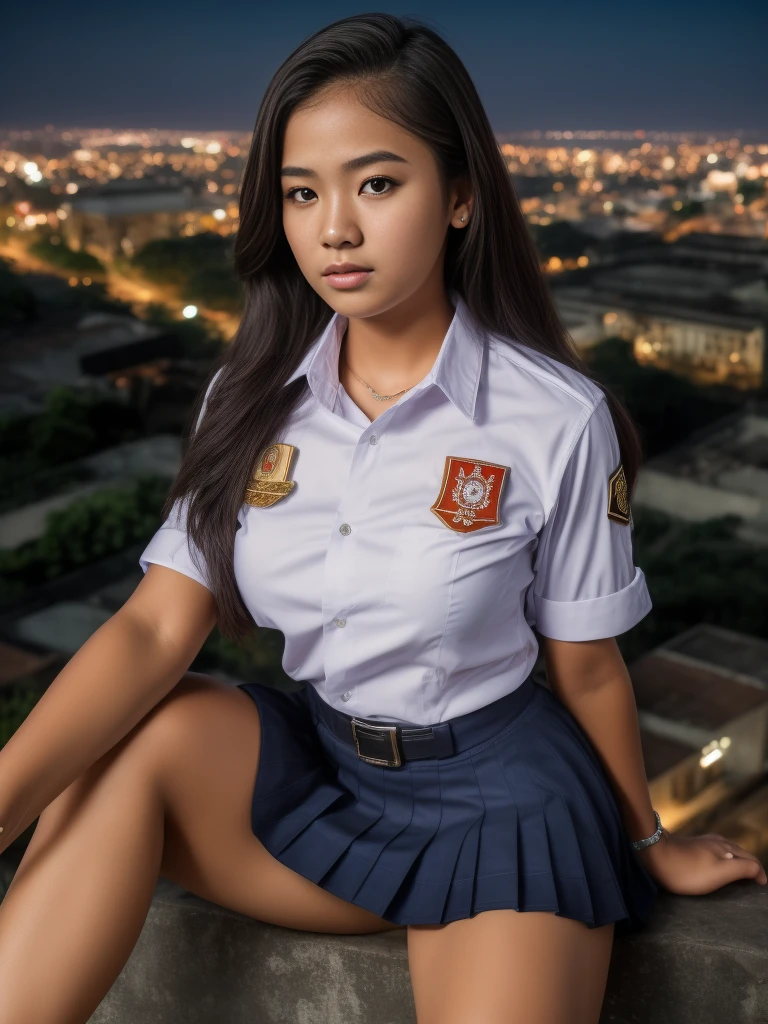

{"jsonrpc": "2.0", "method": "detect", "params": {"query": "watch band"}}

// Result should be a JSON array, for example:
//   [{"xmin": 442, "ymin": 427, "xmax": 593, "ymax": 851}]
[{"xmin": 631, "ymin": 809, "xmax": 664, "ymax": 850}]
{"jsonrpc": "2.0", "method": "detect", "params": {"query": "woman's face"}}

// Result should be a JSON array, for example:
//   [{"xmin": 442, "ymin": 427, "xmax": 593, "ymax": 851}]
[{"xmin": 280, "ymin": 84, "xmax": 471, "ymax": 319}]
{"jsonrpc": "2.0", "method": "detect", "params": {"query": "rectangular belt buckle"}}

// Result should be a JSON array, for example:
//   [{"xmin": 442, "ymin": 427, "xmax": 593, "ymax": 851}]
[{"xmin": 350, "ymin": 719, "xmax": 403, "ymax": 767}]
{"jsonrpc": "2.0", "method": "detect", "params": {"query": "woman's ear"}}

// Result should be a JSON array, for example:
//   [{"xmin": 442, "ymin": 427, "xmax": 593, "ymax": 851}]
[{"xmin": 449, "ymin": 177, "xmax": 474, "ymax": 228}]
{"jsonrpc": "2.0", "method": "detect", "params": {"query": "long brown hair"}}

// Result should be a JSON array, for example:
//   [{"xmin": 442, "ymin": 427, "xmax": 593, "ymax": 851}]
[{"xmin": 164, "ymin": 12, "xmax": 642, "ymax": 643}]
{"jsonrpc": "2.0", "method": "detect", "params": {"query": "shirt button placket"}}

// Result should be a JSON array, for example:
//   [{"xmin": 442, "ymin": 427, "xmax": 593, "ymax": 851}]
[
  {"xmin": 325, "ymin": 426, "xmax": 384, "ymax": 708},
  {"xmin": 332, "ymin": 522, "xmax": 351, "ymax": 694}
]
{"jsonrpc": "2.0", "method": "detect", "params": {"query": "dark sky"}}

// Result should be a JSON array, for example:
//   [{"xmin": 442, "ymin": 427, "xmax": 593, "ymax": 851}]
[{"xmin": 4, "ymin": 0, "xmax": 767, "ymax": 133}]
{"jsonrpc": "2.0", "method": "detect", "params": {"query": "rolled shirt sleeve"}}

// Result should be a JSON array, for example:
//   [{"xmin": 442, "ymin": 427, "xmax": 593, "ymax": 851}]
[
  {"xmin": 138, "ymin": 496, "xmax": 212, "ymax": 591},
  {"xmin": 138, "ymin": 369, "xmax": 223, "ymax": 591},
  {"xmin": 527, "ymin": 395, "xmax": 652, "ymax": 641}
]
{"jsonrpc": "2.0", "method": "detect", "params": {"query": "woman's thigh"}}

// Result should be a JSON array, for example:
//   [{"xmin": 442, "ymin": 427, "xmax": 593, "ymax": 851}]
[
  {"xmin": 129, "ymin": 671, "xmax": 402, "ymax": 936},
  {"xmin": 407, "ymin": 909, "xmax": 614, "ymax": 1024}
]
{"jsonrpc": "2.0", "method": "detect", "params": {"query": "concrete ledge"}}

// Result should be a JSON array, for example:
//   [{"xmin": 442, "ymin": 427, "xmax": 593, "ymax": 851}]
[{"xmin": 88, "ymin": 878, "xmax": 768, "ymax": 1024}]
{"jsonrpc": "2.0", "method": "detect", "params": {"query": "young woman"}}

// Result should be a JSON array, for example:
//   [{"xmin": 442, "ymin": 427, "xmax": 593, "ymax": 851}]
[{"xmin": 0, "ymin": 13, "xmax": 764, "ymax": 1024}]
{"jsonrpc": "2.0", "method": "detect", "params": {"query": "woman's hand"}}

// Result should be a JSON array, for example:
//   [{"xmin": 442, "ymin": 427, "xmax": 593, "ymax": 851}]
[{"xmin": 636, "ymin": 828, "xmax": 767, "ymax": 894}]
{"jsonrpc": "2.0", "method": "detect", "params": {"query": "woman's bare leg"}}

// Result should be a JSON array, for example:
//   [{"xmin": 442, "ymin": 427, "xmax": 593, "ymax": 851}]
[
  {"xmin": 0, "ymin": 673, "xmax": 399, "ymax": 1024},
  {"xmin": 407, "ymin": 910, "xmax": 615, "ymax": 1024}
]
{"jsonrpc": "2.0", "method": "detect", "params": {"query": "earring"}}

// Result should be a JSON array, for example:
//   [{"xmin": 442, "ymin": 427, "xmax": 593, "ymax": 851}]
[{"xmin": 460, "ymin": 215, "xmax": 466, "ymax": 222}]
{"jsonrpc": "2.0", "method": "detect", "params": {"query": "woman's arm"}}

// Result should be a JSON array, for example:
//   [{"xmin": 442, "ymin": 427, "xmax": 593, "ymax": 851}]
[
  {"xmin": 540, "ymin": 635, "xmax": 656, "ymax": 843},
  {"xmin": 540, "ymin": 635, "xmax": 767, "ymax": 892},
  {"xmin": 0, "ymin": 564, "xmax": 217, "ymax": 851}
]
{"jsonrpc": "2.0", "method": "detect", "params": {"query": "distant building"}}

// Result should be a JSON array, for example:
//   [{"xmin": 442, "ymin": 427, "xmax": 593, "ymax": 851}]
[
  {"xmin": 60, "ymin": 182, "xmax": 222, "ymax": 260},
  {"xmin": 552, "ymin": 231, "xmax": 768, "ymax": 388},
  {"xmin": 586, "ymin": 231, "xmax": 768, "ymax": 274},
  {"xmin": 555, "ymin": 289, "xmax": 764, "ymax": 388},
  {"xmin": 625, "ymin": 303, "xmax": 762, "ymax": 388},
  {"xmin": 0, "ymin": 434, "xmax": 181, "ymax": 549},
  {"xmin": 648, "ymin": 232, "xmax": 768, "ymax": 273},
  {"xmin": 629, "ymin": 623, "xmax": 768, "ymax": 858},
  {"xmin": 0, "ymin": 310, "xmax": 181, "ymax": 416},
  {"xmin": 633, "ymin": 405, "xmax": 768, "ymax": 545}
]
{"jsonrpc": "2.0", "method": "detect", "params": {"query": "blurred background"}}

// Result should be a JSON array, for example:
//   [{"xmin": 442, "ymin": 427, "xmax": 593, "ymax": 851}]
[{"xmin": 1, "ymin": 1, "xmax": 768, "ymax": 878}]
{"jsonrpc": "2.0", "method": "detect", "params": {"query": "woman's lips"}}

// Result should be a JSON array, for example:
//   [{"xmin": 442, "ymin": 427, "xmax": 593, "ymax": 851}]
[{"xmin": 323, "ymin": 270, "xmax": 373, "ymax": 289}]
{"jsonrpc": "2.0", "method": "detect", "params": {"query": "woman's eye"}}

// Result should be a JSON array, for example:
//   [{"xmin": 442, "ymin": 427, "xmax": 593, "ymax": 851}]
[
  {"xmin": 284, "ymin": 176, "xmax": 397, "ymax": 204},
  {"xmin": 284, "ymin": 187, "xmax": 316, "ymax": 204},
  {"xmin": 360, "ymin": 176, "xmax": 396, "ymax": 196}
]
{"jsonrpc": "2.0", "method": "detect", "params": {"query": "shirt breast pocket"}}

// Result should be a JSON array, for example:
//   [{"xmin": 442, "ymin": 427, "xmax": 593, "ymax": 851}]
[
  {"xmin": 380, "ymin": 452, "xmax": 517, "ymax": 640},
  {"xmin": 382, "ymin": 515, "xmax": 510, "ymax": 637}
]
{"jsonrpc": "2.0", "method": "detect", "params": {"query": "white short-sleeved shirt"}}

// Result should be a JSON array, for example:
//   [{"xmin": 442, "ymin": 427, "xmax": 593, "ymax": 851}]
[{"xmin": 139, "ymin": 291, "xmax": 652, "ymax": 725}]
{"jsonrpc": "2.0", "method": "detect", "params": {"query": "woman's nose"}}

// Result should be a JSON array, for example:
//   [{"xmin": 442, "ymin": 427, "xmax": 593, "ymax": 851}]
[{"xmin": 318, "ymin": 196, "xmax": 363, "ymax": 247}]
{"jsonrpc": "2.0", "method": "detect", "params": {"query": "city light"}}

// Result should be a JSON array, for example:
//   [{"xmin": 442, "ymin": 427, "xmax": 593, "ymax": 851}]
[
  {"xmin": 699, "ymin": 737, "xmax": 731, "ymax": 769},
  {"xmin": 182, "ymin": 305, "xmax": 198, "ymax": 318},
  {"xmin": 213, "ymin": 208, "xmax": 226, "ymax": 220}
]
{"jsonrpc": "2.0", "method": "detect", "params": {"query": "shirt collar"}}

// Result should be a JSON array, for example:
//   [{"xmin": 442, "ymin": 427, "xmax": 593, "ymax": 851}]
[{"xmin": 283, "ymin": 290, "xmax": 485, "ymax": 422}]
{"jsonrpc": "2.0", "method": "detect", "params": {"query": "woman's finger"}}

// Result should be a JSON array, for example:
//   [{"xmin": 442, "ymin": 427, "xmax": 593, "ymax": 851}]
[
  {"xmin": 715, "ymin": 850, "xmax": 768, "ymax": 885},
  {"xmin": 720, "ymin": 840, "xmax": 764, "ymax": 870}
]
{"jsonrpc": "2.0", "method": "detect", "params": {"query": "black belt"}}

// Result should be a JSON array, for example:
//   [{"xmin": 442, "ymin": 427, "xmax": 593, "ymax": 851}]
[{"xmin": 305, "ymin": 674, "xmax": 537, "ymax": 768}]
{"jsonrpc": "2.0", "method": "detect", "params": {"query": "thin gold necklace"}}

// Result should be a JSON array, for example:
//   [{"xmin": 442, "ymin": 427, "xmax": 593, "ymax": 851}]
[{"xmin": 341, "ymin": 352, "xmax": 416, "ymax": 402}]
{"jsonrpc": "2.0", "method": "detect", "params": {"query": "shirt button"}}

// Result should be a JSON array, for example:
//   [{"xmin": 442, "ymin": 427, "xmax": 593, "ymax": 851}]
[
  {"xmin": 339, "ymin": 523, "xmax": 352, "ymax": 535},
  {"xmin": 369, "ymin": 434, "xmax": 378, "ymax": 445},
  {"xmin": 333, "ymin": 617, "xmax": 347, "ymax": 628},
  {"xmin": 341, "ymin": 690, "xmax": 352, "ymax": 701}
]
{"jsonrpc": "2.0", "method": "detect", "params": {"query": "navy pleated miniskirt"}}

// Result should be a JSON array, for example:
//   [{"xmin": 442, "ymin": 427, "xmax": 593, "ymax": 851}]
[{"xmin": 237, "ymin": 673, "xmax": 658, "ymax": 936}]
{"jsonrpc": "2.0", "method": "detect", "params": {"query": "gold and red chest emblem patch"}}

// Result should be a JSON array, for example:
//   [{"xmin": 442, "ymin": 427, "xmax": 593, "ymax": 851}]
[
  {"xmin": 245, "ymin": 442, "xmax": 297, "ymax": 508},
  {"xmin": 431, "ymin": 456, "xmax": 510, "ymax": 532}
]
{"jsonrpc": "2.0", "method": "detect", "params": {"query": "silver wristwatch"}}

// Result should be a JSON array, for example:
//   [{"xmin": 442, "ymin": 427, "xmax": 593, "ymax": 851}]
[{"xmin": 631, "ymin": 809, "xmax": 664, "ymax": 850}]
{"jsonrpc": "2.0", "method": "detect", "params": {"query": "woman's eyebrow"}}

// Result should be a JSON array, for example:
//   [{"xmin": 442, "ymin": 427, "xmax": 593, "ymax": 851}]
[{"xmin": 280, "ymin": 150, "xmax": 408, "ymax": 178}]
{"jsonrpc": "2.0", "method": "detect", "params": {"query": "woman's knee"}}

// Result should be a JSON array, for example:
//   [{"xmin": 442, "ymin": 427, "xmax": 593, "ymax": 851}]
[
  {"xmin": 128, "ymin": 673, "xmax": 263, "ymax": 810},
  {"xmin": 47, "ymin": 674, "xmax": 242, "ymax": 808},
  {"xmin": 112, "ymin": 671, "xmax": 244, "ymax": 757},
  {"xmin": 28, "ymin": 675, "xmax": 239, "ymax": 853}
]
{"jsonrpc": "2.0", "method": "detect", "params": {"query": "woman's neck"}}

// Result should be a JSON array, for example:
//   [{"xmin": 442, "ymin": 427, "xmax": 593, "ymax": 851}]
[{"xmin": 338, "ymin": 293, "xmax": 456, "ymax": 400}]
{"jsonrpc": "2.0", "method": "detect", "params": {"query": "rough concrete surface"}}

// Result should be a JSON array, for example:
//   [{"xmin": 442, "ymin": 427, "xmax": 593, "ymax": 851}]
[{"xmin": 87, "ymin": 878, "xmax": 767, "ymax": 1024}]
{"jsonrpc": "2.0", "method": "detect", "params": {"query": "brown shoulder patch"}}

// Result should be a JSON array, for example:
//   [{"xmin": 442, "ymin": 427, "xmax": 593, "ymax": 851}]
[{"xmin": 607, "ymin": 463, "xmax": 630, "ymax": 524}]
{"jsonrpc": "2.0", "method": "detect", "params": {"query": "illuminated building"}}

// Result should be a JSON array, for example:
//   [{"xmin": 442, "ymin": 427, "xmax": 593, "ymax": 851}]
[
  {"xmin": 634, "ymin": 405, "xmax": 768, "ymax": 546},
  {"xmin": 630, "ymin": 624, "xmax": 768, "ymax": 859},
  {"xmin": 59, "ymin": 182, "xmax": 223, "ymax": 261}
]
